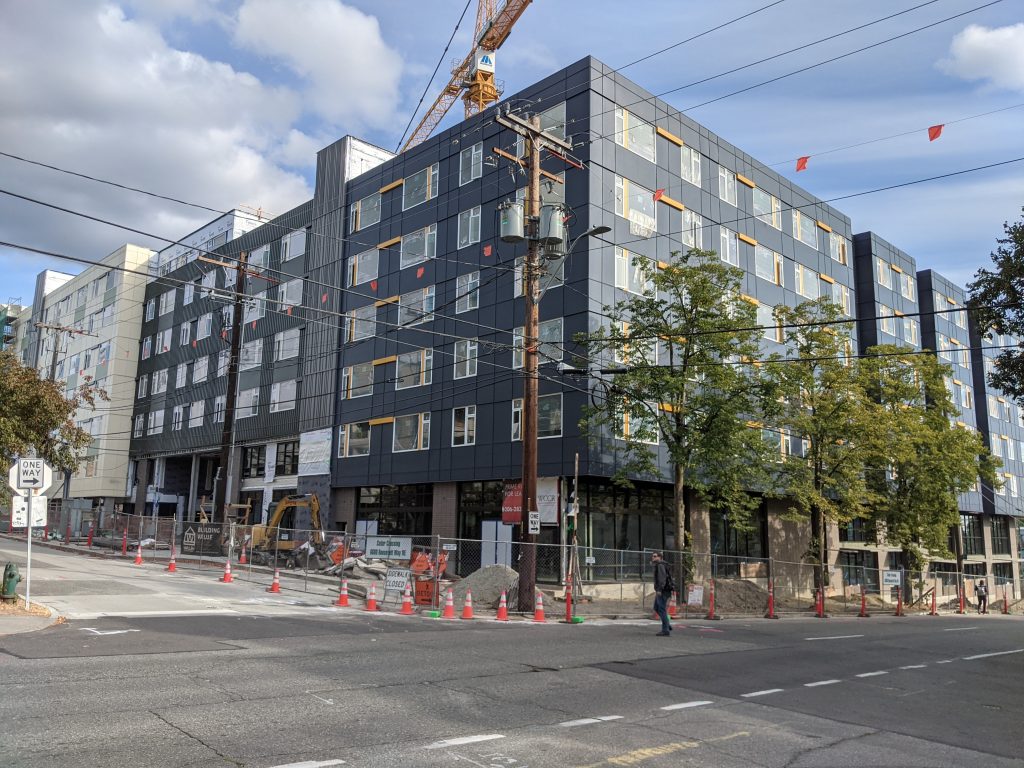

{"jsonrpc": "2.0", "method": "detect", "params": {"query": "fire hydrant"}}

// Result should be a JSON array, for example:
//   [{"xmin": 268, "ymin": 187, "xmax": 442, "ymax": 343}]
[{"xmin": 1, "ymin": 563, "xmax": 22, "ymax": 602}]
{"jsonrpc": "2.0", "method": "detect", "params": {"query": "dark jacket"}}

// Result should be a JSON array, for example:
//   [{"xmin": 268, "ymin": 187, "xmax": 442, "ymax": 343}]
[{"xmin": 653, "ymin": 561, "xmax": 674, "ymax": 594}]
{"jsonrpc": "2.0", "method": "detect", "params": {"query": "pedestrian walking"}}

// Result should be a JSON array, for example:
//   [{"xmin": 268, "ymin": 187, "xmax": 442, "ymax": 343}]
[
  {"xmin": 977, "ymin": 579, "xmax": 988, "ymax": 614},
  {"xmin": 651, "ymin": 551, "xmax": 674, "ymax": 636}
]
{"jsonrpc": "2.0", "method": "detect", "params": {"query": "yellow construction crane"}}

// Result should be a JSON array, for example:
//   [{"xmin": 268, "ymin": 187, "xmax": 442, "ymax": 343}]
[{"xmin": 402, "ymin": 0, "xmax": 532, "ymax": 152}]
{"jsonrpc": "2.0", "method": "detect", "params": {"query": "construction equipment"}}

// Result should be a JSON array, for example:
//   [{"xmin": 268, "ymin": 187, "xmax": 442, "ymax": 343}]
[
  {"xmin": 249, "ymin": 494, "xmax": 329, "ymax": 569},
  {"xmin": 402, "ymin": 0, "xmax": 532, "ymax": 151}
]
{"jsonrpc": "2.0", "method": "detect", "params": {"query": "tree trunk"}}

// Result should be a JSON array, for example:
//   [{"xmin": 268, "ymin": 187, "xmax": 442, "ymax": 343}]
[
  {"xmin": 674, "ymin": 463, "xmax": 688, "ymax": 589},
  {"xmin": 811, "ymin": 503, "xmax": 825, "ymax": 594}
]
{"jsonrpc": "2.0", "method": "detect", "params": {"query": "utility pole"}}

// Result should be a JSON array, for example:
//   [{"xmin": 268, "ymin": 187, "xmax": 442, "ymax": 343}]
[
  {"xmin": 34, "ymin": 322, "xmax": 98, "ymax": 382},
  {"xmin": 495, "ymin": 110, "xmax": 574, "ymax": 608}
]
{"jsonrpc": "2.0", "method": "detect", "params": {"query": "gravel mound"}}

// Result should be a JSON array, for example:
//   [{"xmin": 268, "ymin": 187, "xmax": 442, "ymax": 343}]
[{"xmin": 448, "ymin": 564, "xmax": 519, "ymax": 609}]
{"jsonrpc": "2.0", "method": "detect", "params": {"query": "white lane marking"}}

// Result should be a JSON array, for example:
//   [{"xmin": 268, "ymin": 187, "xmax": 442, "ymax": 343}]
[
  {"xmin": 267, "ymin": 761, "xmax": 345, "ymax": 768},
  {"xmin": 805, "ymin": 634, "xmax": 864, "ymax": 641},
  {"xmin": 944, "ymin": 626, "xmax": 978, "ymax": 632},
  {"xmin": 74, "ymin": 609, "xmax": 239, "ymax": 619},
  {"xmin": 661, "ymin": 700, "xmax": 714, "ymax": 710},
  {"xmin": 558, "ymin": 715, "xmax": 623, "ymax": 727},
  {"xmin": 741, "ymin": 689, "xmax": 784, "ymax": 698},
  {"xmin": 78, "ymin": 628, "xmax": 141, "ymax": 636},
  {"xmin": 899, "ymin": 665, "xmax": 927, "ymax": 670},
  {"xmin": 963, "ymin": 649, "xmax": 1024, "ymax": 661},
  {"xmin": 856, "ymin": 671, "xmax": 888, "ymax": 678},
  {"xmin": 305, "ymin": 691, "xmax": 334, "ymax": 705},
  {"xmin": 425, "ymin": 735, "xmax": 505, "ymax": 750},
  {"xmin": 936, "ymin": 659, "xmax": 956, "ymax": 664},
  {"xmin": 804, "ymin": 679, "xmax": 841, "ymax": 687}
]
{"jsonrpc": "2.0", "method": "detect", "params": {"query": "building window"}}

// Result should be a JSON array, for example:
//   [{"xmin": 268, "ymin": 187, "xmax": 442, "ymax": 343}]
[
  {"xmin": 241, "ymin": 445, "xmax": 266, "ymax": 478},
  {"xmin": 515, "ymin": 256, "xmax": 562, "ymax": 296},
  {"xmin": 172, "ymin": 405, "xmax": 184, "ymax": 431},
  {"xmin": 189, "ymin": 400, "xmax": 205, "ymax": 428},
  {"xmin": 454, "ymin": 339, "xmax": 478, "ymax": 379},
  {"xmin": 876, "ymin": 257, "xmax": 892, "ymax": 289},
  {"xmin": 133, "ymin": 414, "xmax": 144, "ymax": 438},
  {"xmin": 346, "ymin": 304, "xmax": 376, "ymax": 342},
  {"xmin": 141, "ymin": 336, "xmax": 152, "ymax": 360},
  {"xmin": 137, "ymin": 375, "xmax": 148, "ymax": 399},
  {"xmin": 175, "ymin": 364, "xmax": 188, "ymax": 389},
  {"xmin": 793, "ymin": 210, "xmax": 818, "ymax": 249},
  {"xmin": 456, "ymin": 271, "xmax": 480, "ymax": 313},
  {"xmin": 270, "ymin": 380, "xmax": 297, "ymax": 412},
  {"xmin": 753, "ymin": 188, "xmax": 780, "ymax": 229},
  {"xmin": 682, "ymin": 209, "xmax": 703, "ymax": 249},
  {"xmin": 754, "ymin": 245, "xmax": 783, "ymax": 286},
  {"xmin": 903, "ymin": 317, "xmax": 919, "ymax": 346},
  {"xmin": 880, "ymin": 305, "xmax": 896, "ymax": 336},
  {"xmin": 719, "ymin": 228, "xmax": 739, "ymax": 266},
  {"xmin": 197, "ymin": 313, "xmax": 212, "ymax": 340},
  {"xmin": 614, "ymin": 107, "xmax": 656, "ymax": 162},
  {"xmin": 459, "ymin": 142, "xmax": 483, "ymax": 185},
  {"xmin": 281, "ymin": 229, "xmax": 306, "ymax": 262},
  {"xmin": 795, "ymin": 264, "xmax": 819, "ymax": 300},
  {"xmin": 828, "ymin": 232, "xmax": 848, "ymax": 265},
  {"xmin": 280, "ymin": 278, "xmax": 303, "ymax": 307},
  {"xmin": 342, "ymin": 362, "xmax": 373, "ymax": 399},
  {"xmin": 348, "ymin": 249, "xmax": 378, "ymax": 287},
  {"xmin": 452, "ymin": 405, "xmax": 477, "ymax": 446},
  {"xmin": 339, "ymin": 422, "xmax": 371, "ymax": 457},
  {"xmin": 457, "ymin": 206, "xmax": 481, "ymax": 249},
  {"xmin": 538, "ymin": 393, "xmax": 563, "ymax": 438},
  {"xmin": 514, "ymin": 319, "xmax": 563, "ymax": 368},
  {"xmin": 213, "ymin": 395, "xmax": 225, "ymax": 423},
  {"xmin": 350, "ymin": 192, "xmax": 382, "ymax": 232},
  {"xmin": 398, "ymin": 286, "xmax": 435, "ymax": 326},
  {"xmin": 244, "ymin": 290, "xmax": 266, "ymax": 323},
  {"xmin": 403, "ymin": 163, "xmax": 438, "ymax": 210},
  {"xmin": 396, "ymin": 348, "xmax": 432, "ymax": 389},
  {"xmin": 276, "ymin": 440, "xmax": 299, "ymax": 475},
  {"xmin": 900, "ymin": 272, "xmax": 916, "ymax": 301},
  {"xmin": 618, "ymin": 404, "xmax": 660, "ymax": 444},
  {"xmin": 201, "ymin": 269, "xmax": 216, "ymax": 297},
  {"xmin": 249, "ymin": 244, "xmax": 269, "ymax": 270},
  {"xmin": 757, "ymin": 303, "xmax": 781, "ymax": 343},
  {"xmin": 274, "ymin": 328, "xmax": 300, "ymax": 360},
  {"xmin": 179, "ymin": 322, "xmax": 191, "ymax": 347},
  {"xmin": 145, "ymin": 300, "xmax": 155, "ymax": 321},
  {"xmin": 393, "ymin": 412, "xmax": 430, "ymax": 452},
  {"xmin": 192, "ymin": 356, "xmax": 208, "ymax": 384},
  {"xmin": 151, "ymin": 368, "xmax": 168, "ymax": 394},
  {"xmin": 839, "ymin": 518, "xmax": 871, "ymax": 543},
  {"xmin": 614, "ymin": 175, "xmax": 656, "ymax": 233},
  {"xmin": 400, "ymin": 224, "xmax": 437, "ymax": 268},
  {"xmin": 240, "ymin": 338, "xmax": 263, "ymax": 371},
  {"xmin": 615, "ymin": 247, "xmax": 654, "ymax": 295},
  {"xmin": 511, "ymin": 398, "xmax": 523, "ymax": 441},
  {"xmin": 961, "ymin": 513, "xmax": 984, "ymax": 556},
  {"xmin": 217, "ymin": 349, "xmax": 230, "ymax": 378},
  {"xmin": 831, "ymin": 282, "xmax": 851, "ymax": 316},
  {"xmin": 158, "ymin": 290, "xmax": 175, "ymax": 316},
  {"xmin": 237, "ymin": 387, "xmax": 259, "ymax": 418},
  {"xmin": 718, "ymin": 166, "xmax": 737, "ymax": 206},
  {"xmin": 147, "ymin": 409, "xmax": 164, "ymax": 435}
]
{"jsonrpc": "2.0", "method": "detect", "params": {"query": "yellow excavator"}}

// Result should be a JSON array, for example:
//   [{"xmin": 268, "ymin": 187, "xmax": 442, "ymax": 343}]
[{"xmin": 248, "ymin": 494, "xmax": 329, "ymax": 569}]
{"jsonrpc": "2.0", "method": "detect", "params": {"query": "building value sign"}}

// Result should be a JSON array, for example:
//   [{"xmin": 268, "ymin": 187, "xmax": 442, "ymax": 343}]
[{"xmin": 180, "ymin": 524, "xmax": 223, "ymax": 555}]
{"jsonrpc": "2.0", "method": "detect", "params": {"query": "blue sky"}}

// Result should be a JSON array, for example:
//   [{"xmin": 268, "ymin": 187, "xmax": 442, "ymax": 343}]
[{"xmin": 2, "ymin": 0, "xmax": 1022, "ymax": 306}]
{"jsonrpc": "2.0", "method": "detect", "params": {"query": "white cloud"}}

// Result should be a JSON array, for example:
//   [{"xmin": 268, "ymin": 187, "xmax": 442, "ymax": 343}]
[
  {"xmin": 938, "ymin": 24, "xmax": 1024, "ymax": 92},
  {"xmin": 233, "ymin": 0, "xmax": 402, "ymax": 130}
]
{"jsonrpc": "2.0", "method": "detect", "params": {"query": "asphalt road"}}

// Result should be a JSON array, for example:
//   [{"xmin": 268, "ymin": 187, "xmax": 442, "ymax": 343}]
[{"xmin": 1, "ymin": 540, "xmax": 1023, "ymax": 768}]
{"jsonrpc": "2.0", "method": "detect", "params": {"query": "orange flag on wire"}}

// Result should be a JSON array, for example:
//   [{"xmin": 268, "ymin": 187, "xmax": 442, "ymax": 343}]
[
  {"xmin": 796, "ymin": 156, "xmax": 810, "ymax": 172},
  {"xmin": 928, "ymin": 124, "xmax": 944, "ymax": 141}
]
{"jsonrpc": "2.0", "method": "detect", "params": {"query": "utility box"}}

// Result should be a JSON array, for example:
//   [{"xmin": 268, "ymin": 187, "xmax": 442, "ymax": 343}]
[
  {"xmin": 499, "ymin": 201, "xmax": 525, "ymax": 243},
  {"xmin": 539, "ymin": 204, "xmax": 567, "ymax": 245}
]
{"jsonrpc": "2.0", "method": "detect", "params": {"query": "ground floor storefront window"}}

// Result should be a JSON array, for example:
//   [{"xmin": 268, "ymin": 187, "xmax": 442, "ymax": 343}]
[
  {"xmin": 838, "ymin": 549, "xmax": 879, "ymax": 590},
  {"xmin": 356, "ymin": 484, "xmax": 432, "ymax": 535}
]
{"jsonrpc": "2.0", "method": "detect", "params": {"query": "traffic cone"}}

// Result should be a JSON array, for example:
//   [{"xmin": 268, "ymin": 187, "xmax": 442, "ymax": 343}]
[
  {"xmin": 365, "ymin": 582, "xmax": 378, "ymax": 611},
  {"xmin": 1003, "ymin": 586, "xmax": 1010, "ymax": 615},
  {"xmin": 929, "ymin": 588, "xmax": 938, "ymax": 616},
  {"xmin": 668, "ymin": 590, "xmax": 679, "ymax": 618},
  {"xmin": 533, "ymin": 592, "xmax": 546, "ymax": 623},
  {"xmin": 815, "ymin": 587, "xmax": 824, "ymax": 618},
  {"xmin": 334, "ymin": 577, "xmax": 348, "ymax": 605},
  {"xmin": 220, "ymin": 559, "xmax": 233, "ymax": 583},
  {"xmin": 895, "ymin": 587, "xmax": 904, "ymax": 616},
  {"xmin": 166, "ymin": 550, "xmax": 177, "ymax": 573},
  {"xmin": 859, "ymin": 584, "xmax": 870, "ymax": 618},
  {"xmin": 87, "ymin": 523, "xmax": 93, "ymax": 548},
  {"xmin": 461, "ymin": 590, "xmax": 475, "ymax": 620},
  {"xmin": 239, "ymin": 542, "xmax": 247, "ymax": 565},
  {"xmin": 958, "ymin": 586, "xmax": 965, "ymax": 614},
  {"xmin": 133, "ymin": 542, "xmax": 143, "ymax": 566},
  {"xmin": 705, "ymin": 579, "xmax": 719, "ymax": 620},
  {"xmin": 267, "ymin": 568, "xmax": 281, "ymax": 593},
  {"xmin": 400, "ymin": 582, "xmax": 414, "ymax": 615},
  {"xmin": 765, "ymin": 578, "xmax": 778, "ymax": 619},
  {"xmin": 441, "ymin": 588, "xmax": 456, "ymax": 619},
  {"xmin": 496, "ymin": 590, "xmax": 509, "ymax": 621}
]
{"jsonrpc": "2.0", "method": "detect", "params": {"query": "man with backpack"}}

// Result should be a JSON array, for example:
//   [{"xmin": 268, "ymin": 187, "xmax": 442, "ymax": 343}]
[{"xmin": 651, "ymin": 551, "xmax": 675, "ymax": 636}]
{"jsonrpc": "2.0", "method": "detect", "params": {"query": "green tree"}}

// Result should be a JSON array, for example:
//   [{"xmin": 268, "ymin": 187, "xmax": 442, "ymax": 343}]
[
  {"xmin": 968, "ymin": 209, "xmax": 1024, "ymax": 406},
  {"xmin": 764, "ymin": 299, "xmax": 871, "ymax": 590},
  {"xmin": 0, "ymin": 350, "xmax": 94, "ymax": 504},
  {"xmin": 858, "ymin": 346, "xmax": 1000, "ymax": 579},
  {"xmin": 578, "ymin": 248, "xmax": 777, "ymax": 555}
]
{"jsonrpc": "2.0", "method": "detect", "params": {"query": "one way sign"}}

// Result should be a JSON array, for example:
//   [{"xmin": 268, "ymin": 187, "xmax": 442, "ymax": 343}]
[{"xmin": 8, "ymin": 459, "xmax": 53, "ymax": 493}]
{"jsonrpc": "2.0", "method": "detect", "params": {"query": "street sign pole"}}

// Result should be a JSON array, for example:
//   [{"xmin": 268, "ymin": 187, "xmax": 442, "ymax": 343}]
[{"xmin": 25, "ymin": 489, "xmax": 33, "ymax": 611}]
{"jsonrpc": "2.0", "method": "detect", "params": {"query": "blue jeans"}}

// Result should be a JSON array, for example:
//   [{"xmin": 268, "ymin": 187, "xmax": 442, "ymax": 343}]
[{"xmin": 654, "ymin": 591, "xmax": 671, "ymax": 632}]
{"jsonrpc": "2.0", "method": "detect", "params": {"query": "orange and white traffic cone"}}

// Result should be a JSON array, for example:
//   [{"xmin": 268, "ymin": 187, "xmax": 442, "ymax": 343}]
[
  {"xmin": 400, "ymin": 582, "xmax": 414, "ymax": 615},
  {"xmin": 334, "ymin": 577, "xmax": 349, "ymax": 606},
  {"xmin": 239, "ymin": 542, "xmax": 247, "ymax": 565},
  {"xmin": 496, "ymin": 590, "xmax": 509, "ymax": 622},
  {"xmin": 461, "ymin": 590, "xmax": 475, "ymax": 620},
  {"xmin": 166, "ymin": 550, "xmax": 177, "ymax": 573},
  {"xmin": 267, "ymin": 568, "xmax": 281, "ymax": 593},
  {"xmin": 533, "ymin": 592, "xmax": 546, "ymax": 623},
  {"xmin": 133, "ymin": 542, "xmax": 143, "ymax": 566},
  {"xmin": 668, "ymin": 590, "xmax": 679, "ymax": 619},
  {"xmin": 441, "ymin": 588, "xmax": 456, "ymax": 619},
  {"xmin": 220, "ymin": 559, "xmax": 233, "ymax": 583},
  {"xmin": 365, "ymin": 582, "xmax": 378, "ymax": 611}
]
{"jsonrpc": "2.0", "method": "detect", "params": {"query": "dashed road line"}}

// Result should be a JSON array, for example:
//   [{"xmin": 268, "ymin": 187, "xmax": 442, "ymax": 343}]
[
  {"xmin": 268, "ymin": 761, "xmax": 345, "ymax": 768},
  {"xmin": 899, "ymin": 664, "xmax": 927, "ymax": 669},
  {"xmin": 963, "ymin": 649, "xmax": 1024, "ymax": 661},
  {"xmin": 661, "ymin": 700, "xmax": 714, "ymax": 711},
  {"xmin": 558, "ymin": 715, "xmax": 623, "ymax": 727},
  {"xmin": 944, "ymin": 626, "xmax": 978, "ymax": 631},
  {"xmin": 425, "ymin": 734, "xmax": 505, "ymax": 750},
  {"xmin": 856, "ymin": 671, "xmax": 888, "ymax": 677},
  {"xmin": 741, "ymin": 689, "xmax": 783, "ymax": 698},
  {"xmin": 804, "ymin": 679, "xmax": 841, "ymax": 687},
  {"xmin": 805, "ymin": 634, "xmax": 864, "ymax": 641},
  {"xmin": 936, "ymin": 659, "xmax": 956, "ymax": 664}
]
